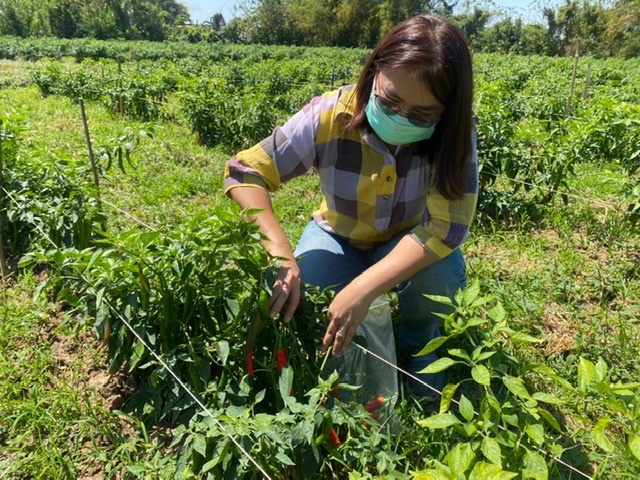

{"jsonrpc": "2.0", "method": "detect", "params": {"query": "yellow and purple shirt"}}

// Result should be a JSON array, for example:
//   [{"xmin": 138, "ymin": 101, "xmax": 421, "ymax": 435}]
[{"xmin": 224, "ymin": 85, "xmax": 478, "ymax": 260}]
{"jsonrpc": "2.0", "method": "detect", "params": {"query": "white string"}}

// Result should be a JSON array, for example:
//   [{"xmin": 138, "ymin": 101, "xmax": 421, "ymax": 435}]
[
  {"xmin": 353, "ymin": 342, "xmax": 594, "ymax": 480},
  {"xmin": 99, "ymin": 197, "xmax": 154, "ymax": 230},
  {"xmin": 1, "ymin": 186, "xmax": 273, "ymax": 480}
]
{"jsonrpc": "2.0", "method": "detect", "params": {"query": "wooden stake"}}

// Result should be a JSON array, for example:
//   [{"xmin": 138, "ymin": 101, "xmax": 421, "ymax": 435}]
[
  {"xmin": 0, "ymin": 120, "xmax": 9, "ymax": 279},
  {"xmin": 565, "ymin": 40, "xmax": 580, "ymax": 119},
  {"xmin": 79, "ymin": 99, "xmax": 100, "ymax": 190},
  {"xmin": 79, "ymin": 99, "xmax": 107, "ymax": 234}
]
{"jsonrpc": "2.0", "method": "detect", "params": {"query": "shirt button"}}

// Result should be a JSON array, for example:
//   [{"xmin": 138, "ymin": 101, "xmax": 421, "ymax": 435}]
[{"xmin": 386, "ymin": 176, "xmax": 393, "ymax": 182}]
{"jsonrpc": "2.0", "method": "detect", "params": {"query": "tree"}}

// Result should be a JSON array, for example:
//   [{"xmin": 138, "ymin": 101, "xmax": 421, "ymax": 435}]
[
  {"xmin": 240, "ymin": 0, "xmax": 300, "ymax": 45},
  {"xmin": 604, "ymin": 0, "xmax": 640, "ymax": 57},
  {"xmin": 48, "ymin": 0, "xmax": 84, "ymax": 38},
  {"xmin": 377, "ymin": 0, "xmax": 436, "ymax": 37},
  {"xmin": 481, "ymin": 17, "xmax": 525, "ymax": 54},
  {"xmin": 334, "ymin": 0, "xmax": 378, "ymax": 47},
  {"xmin": 0, "ymin": 0, "xmax": 32, "ymax": 37},
  {"xmin": 451, "ymin": 6, "xmax": 491, "ymax": 49},
  {"xmin": 210, "ymin": 13, "xmax": 226, "ymax": 31}
]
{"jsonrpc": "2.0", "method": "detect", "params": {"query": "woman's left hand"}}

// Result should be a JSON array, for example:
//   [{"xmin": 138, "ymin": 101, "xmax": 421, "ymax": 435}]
[{"xmin": 322, "ymin": 285, "xmax": 373, "ymax": 355}]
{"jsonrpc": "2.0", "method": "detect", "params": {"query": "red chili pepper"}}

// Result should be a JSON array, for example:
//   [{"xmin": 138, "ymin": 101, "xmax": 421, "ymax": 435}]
[
  {"xmin": 364, "ymin": 395, "xmax": 385, "ymax": 413},
  {"xmin": 276, "ymin": 348, "xmax": 288, "ymax": 373},
  {"xmin": 328, "ymin": 428, "xmax": 341, "ymax": 446}
]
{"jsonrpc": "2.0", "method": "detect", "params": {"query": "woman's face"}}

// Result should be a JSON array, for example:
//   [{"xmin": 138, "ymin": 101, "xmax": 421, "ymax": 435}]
[{"xmin": 373, "ymin": 69, "xmax": 445, "ymax": 126}]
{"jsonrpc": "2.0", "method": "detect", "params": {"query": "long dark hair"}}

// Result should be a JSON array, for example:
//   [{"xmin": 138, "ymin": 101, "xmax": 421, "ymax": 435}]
[{"xmin": 347, "ymin": 15, "xmax": 473, "ymax": 200}]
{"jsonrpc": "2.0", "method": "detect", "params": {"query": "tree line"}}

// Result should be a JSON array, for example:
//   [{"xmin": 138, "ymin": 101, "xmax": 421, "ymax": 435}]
[
  {"xmin": 0, "ymin": 0, "xmax": 190, "ymax": 41},
  {"xmin": 1, "ymin": 0, "xmax": 638, "ymax": 58}
]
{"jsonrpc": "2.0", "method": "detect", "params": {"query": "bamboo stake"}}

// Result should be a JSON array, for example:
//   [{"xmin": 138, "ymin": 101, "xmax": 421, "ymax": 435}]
[
  {"xmin": 79, "ymin": 99, "xmax": 107, "ymax": 233},
  {"xmin": 0, "ymin": 120, "xmax": 9, "ymax": 279},
  {"xmin": 79, "ymin": 99, "xmax": 100, "ymax": 189},
  {"xmin": 565, "ymin": 40, "xmax": 580, "ymax": 119}
]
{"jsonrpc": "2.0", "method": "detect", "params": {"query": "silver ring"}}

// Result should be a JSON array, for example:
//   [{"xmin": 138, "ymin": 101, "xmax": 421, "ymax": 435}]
[{"xmin": 337, "ymin": 327, "xmax": 347, "ymax": 335}]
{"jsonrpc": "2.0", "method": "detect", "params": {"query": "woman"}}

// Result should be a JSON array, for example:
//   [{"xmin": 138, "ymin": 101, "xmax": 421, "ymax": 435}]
[{"xmin": 224, "ymin": 15, "xmax": 477, "ymax": 398}]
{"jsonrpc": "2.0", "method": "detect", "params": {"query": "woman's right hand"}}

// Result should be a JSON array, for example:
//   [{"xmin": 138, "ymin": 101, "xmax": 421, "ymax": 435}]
[
  {"xmin": 228, "ymin": 186, "xmax": 300, "ymax": 322},
  {"xmin": 269, "ymin": 257, "xmax": 301, "ymax": 323}
]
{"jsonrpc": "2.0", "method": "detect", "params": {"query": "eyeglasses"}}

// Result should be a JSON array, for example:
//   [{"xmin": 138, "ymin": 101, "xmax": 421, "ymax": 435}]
[
  {"xmin": 373, "ymin": 93, "xmax": 440, "ymax": 128},
  {"xmin": 371, "ymin": 75, "xmax": 441, "ymax": 127}
]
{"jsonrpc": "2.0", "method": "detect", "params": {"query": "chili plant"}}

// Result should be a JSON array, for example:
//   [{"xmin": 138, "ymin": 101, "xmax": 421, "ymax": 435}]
[{"xmin": 413, "ymin": 280, "xmax": 586, "ymax": 479}]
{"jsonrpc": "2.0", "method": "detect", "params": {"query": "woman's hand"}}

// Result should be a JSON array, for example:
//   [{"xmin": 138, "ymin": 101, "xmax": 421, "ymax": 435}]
[
  {"xmin": 229, "ymin": 186, "xmax": 301, "ymax": 322},
  {"xmin": 322, "ymin": 284, "xmax": 374, "ymax": 355},
  {"xmin": 269, "ymin": 258, "xmax": 301, "ymax": 323}
]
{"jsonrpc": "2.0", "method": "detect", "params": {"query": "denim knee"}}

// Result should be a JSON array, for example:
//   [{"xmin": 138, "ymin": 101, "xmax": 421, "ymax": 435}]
[{"xmin": 397, "ymin": 249, "xmax": 467, "ymax": 355}]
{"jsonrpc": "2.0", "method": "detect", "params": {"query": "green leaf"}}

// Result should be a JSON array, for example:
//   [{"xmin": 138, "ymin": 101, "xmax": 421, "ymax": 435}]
[
  {"xmin": 610, "ymin": 382, "xmax": 640, "ymax": 391},
  {"xmin": 629, "ymin": 433, "xmax": 640, "ymax": 461},
  {"xmin": 446, "ymin": 442, "xmax": 475, "ymax": 477},
  {"xmin": 415, "ymin": 335, "xmax": 449, "ymax": 356},
  {"xmin": 592, "ymin": 417, "xmax": 614, "ymax": 453},
  {"xmin": 439, "ymin": 383, "xmax": 459, "ymax": 414},
  {"xmin": 525, "ymin": 423, "xmax": 544, "ymax": 446},
  {"xmin": 578, "ymin": 357, "xmax": 596, "ymax": 393},
  {"xmin": 476, "ymin": 351, "xmax": 496, "ymax": 362},
  {"xmin": 424, "ymin": 294, "xmax": 455, "ymax": 307},
  {"xmin": 467, "ymin": 316, "xmax": 487, "ymax": 328},
  {"xmin": 595, "ymin": 357, "xmax": 608, "ymax": 383},
  {"xmin": 485, "ymin": 388, "xmax": 502, "ymax": 416},
  {"xmin": 462, "ymin": 279, "xmax": 480, "ymax": 306},
  {"xmin": 448, "ymin": 348, "xmax": 471, "ymax": 361},
  {"xmin": 472, "ymin": 365, "xmax": 492, "ymax": 386},
  {"xmin": 481, "ymin": 436, "xmax": 502, "ymax": 466},
  {"xmin": 459, "ymin": 394, "xmax": 475, "ymax": 422},
  {"xmin": 503, "ymin": 375, "xmax": 532, "ymax": 400},
  {"xmin": 418, "ymin": 357, "xmax": 459, "ymax": 374},
  {"xmin": 279, "ymin": 365, "xmax": 294, "ymax": 402},
  {"xmin": 128, "ymin": 339, "xmax": 145, "ymax": 371},
  {"xmin": 217, "ymin": 340, "xmax": 229, "ymax": 366},
  {"xmin": 538, "ymin": 408, "xmax": 562, "ymax": 433},
  {"xmin": 275, "ymin": 452, "xmax": 296, "ymax": 466},
  {"xmin": 414, "ymin": 470, "xmax": 450, "ymax": 480},
  {"xmin": 487, "ymin": 302, "xmax": 506, "ymax": 322},
  {"xmin": 291, "ymin": 419, "xmax": 313, "ymax": 447},
  {"xmin": 510, "ymin": 331, "xmax": 542, "ymax": 343},
  {"xmin": 418, "ymin": 413, "xmax": 461, "ymax": 429},
  {"xmin": 522, "ymin": 450, "xmax": 548, "ymax": 480},
  {"xmin": 192, "ymin": 433, "xmax": 207, "ymax": 457},
  {"xmin": 469, "ymin": 461, "xmax": 517, "ymax": 480},
  {"xmin": 532, "ymin": 392, "xmax": 563, "ymax": 405}
]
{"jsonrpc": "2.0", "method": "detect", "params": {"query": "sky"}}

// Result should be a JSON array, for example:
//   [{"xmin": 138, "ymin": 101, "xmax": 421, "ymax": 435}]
[{"xmin": 181, "ymin": 0, "xmax": 563, "ymax": 26}]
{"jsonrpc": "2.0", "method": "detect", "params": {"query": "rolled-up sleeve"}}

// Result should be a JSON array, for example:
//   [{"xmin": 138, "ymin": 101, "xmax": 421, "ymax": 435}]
[
  {"xmin": 410, "ymin": 132, "xmax": 479, "ymax": 259},
  {"xmin": 224, "ymin": 93, "xmax": 337, "ymax": 195}
]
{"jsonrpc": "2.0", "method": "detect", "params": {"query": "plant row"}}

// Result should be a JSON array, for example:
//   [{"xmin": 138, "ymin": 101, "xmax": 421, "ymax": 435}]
[
  {"xmin": 25, "ymin": 52, "xmax": 640, "ymax": 224},
  {"xmin": 0, "ymin": 35, "xmax": 369, "ymax": 64}
]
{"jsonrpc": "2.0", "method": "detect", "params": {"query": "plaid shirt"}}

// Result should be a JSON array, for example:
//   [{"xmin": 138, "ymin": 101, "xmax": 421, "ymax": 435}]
[{"xmin": 224, "ymin": 85, "xmax": 478, "ymax": 260}]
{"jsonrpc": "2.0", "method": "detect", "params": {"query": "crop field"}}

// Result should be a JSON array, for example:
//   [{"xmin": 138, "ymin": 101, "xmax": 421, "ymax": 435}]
[{"xmin": 0, "ymin": 38, "xmax": 639, "ymax": 479}]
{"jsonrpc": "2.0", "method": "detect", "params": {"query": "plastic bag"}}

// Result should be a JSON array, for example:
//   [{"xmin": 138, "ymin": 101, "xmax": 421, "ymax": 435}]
[{"xmin": 327, "ymin": 295, "xmax": 399, "ymax": 424}]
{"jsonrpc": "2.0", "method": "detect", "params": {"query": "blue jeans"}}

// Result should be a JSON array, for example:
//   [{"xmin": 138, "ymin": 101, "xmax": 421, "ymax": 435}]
[{"xmin": 293, "ymin": 221, "xmax": 467, "ymax": 397}]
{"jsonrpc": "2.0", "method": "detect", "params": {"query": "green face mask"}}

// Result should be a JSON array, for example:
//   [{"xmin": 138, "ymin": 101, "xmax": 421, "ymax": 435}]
[{"xmin": 364, "ymin": 90, "xmax": 437, "ymax": 145}]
